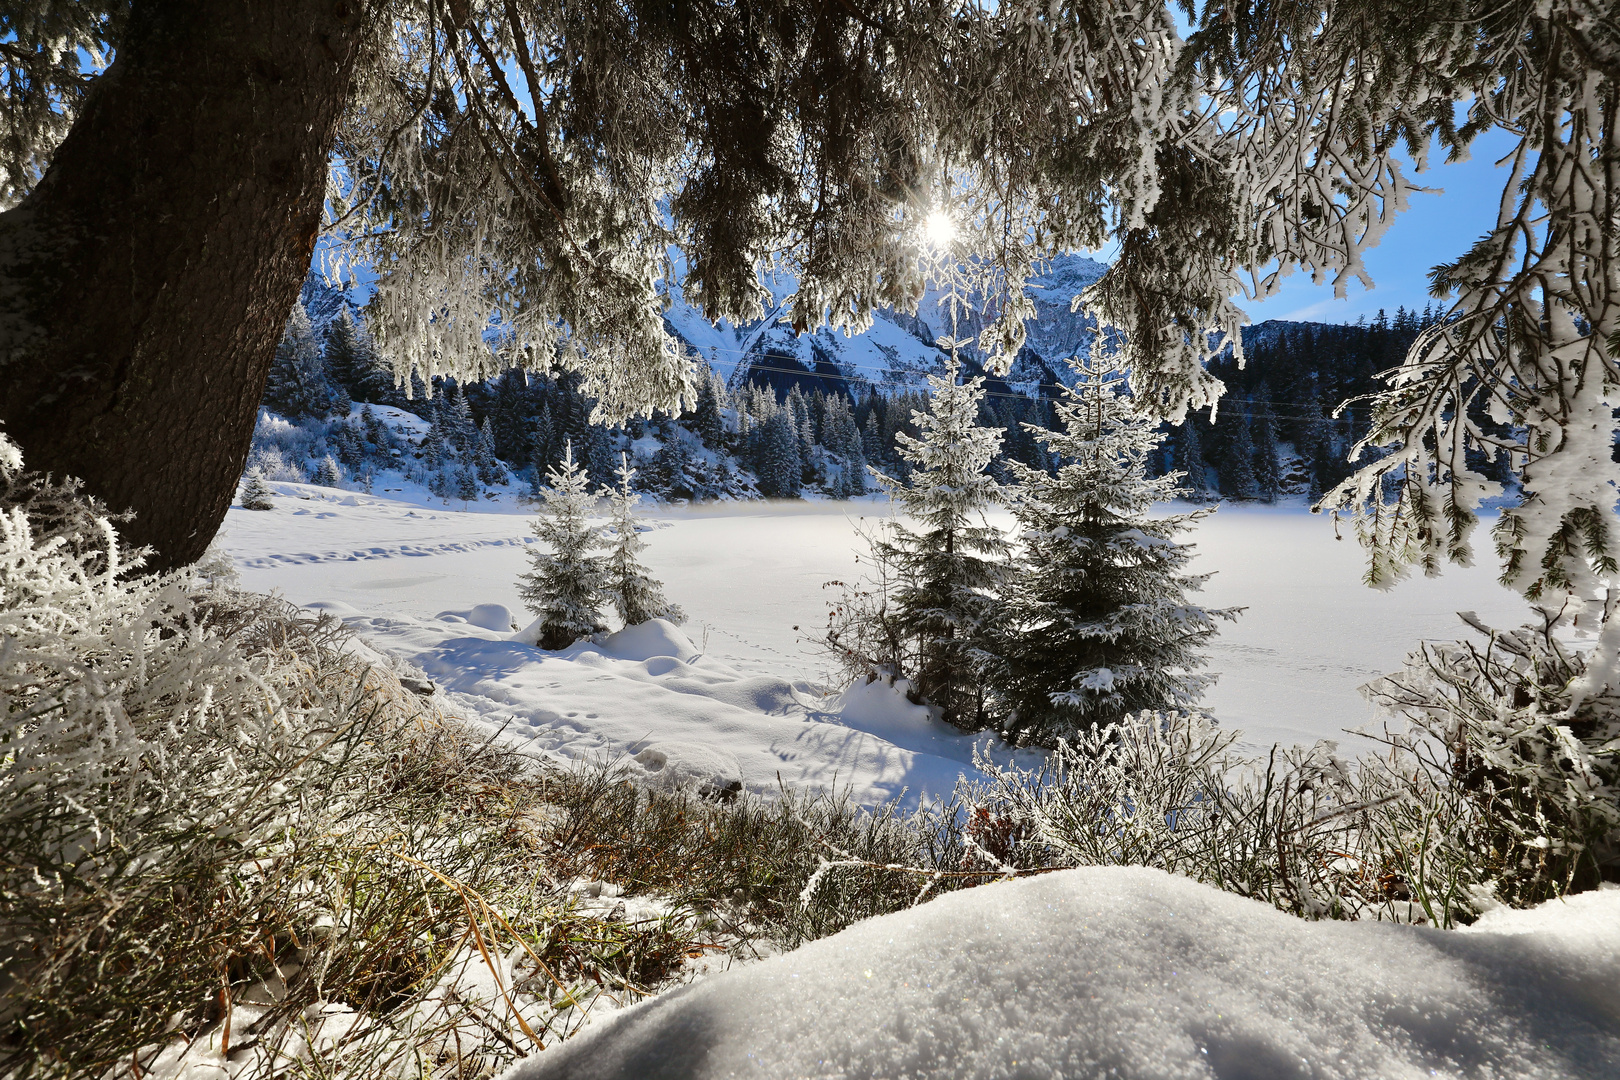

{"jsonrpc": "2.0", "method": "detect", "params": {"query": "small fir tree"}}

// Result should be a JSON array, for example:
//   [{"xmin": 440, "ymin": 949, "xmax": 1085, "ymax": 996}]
[
  {"xmin": 310, "ymin": 454, "xmax": 343, "ymax": 487},
  {"xmin": 869, "ymin": 358, "xmax": 1007, "ymax": 729},
  {"xmin": 988, "ymin": 345, "xmax": 1241, "ymax": 747},
  {"xmin": 455, "ymin": 466, "xmax": 480, "ymax": 504},
  {"xmin": 428, "ymin": 465, "xmax": 453, "ymax": 502},
  {"xmin": 239, "ymin": 467, "xmax": 274, "ymax": 511},
  {"xmin": 518, "ymin": 440, "xmax": 606, "ymax": 649},
  {"xmin": 604, "ymin": 453, "xmax": 685, "ymax": 626},
  {"xmin": 474, "ymin": 417, "xmax": 505, "ymax": 485}
]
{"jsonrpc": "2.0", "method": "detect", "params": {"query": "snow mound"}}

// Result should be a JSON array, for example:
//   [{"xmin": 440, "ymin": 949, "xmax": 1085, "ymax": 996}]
[
  {"xmin": 625, "ymin": 740, "xmax": 743, "ymax": 796},
  {"xmin": 834, "ymin": 673, "xmax": 936, "ymax": 734},
  {"xmin": 436, "ymin": 605, "xmax": 521, "ymax": 632},
  {"xmin": 594, "ymin": 619, "xmax": 700, "ymax": 663},
  {"xmin": 467, "ymin": 603, "xmax": 519, "ymax": 631},
  {"xmin": 503, "ymin": 868, "xmax": 1620, "ymax": 1080}
]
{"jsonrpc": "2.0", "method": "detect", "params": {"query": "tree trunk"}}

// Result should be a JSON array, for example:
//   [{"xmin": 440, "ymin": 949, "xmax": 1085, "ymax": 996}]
[{"xmin": 0, "ymin": 0, "xmax": 366, "ymax": 570}]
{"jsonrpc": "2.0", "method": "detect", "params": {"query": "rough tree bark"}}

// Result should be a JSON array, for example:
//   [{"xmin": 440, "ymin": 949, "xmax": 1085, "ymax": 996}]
[{"xmin": 0, "ymin": 0, "xmax": 368, "ymax": 570}]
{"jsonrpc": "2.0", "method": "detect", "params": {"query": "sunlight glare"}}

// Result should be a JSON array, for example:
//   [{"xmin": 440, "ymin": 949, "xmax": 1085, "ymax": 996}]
[{"xmin": 924, "ymin": 209, "xmax": 956, "ymax": 248}]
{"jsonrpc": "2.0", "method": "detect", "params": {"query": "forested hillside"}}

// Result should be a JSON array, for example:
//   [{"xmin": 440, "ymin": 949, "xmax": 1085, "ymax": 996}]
[{"xmin": 247, "ymin": 273, "xmax": 1504, "ymax": 507}]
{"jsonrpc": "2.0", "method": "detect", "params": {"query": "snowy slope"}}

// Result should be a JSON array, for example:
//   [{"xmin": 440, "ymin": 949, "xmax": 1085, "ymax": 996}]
[{"xmin": 502, "ymin": 868, "xmax": 1620, "ymax": 1080}]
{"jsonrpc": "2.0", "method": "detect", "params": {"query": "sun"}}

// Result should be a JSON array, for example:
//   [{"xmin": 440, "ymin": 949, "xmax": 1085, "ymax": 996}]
[{"xmin": 923, "ymin": 209, "xmax": 956, "ymax": 248}]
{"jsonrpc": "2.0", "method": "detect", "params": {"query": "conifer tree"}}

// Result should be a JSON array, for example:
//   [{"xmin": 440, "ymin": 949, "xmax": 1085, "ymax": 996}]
[
  {"xmin": 455, "ymin": 466, "xmax": 480, "ymax": 504},
  {"xmin": 869, "ymin": 359, "xmax": 1007, "ymax": 729},
  {"xmin": 604, "ymin": 453, "xmax": 685, "ymax": 627},
  {"xmin": 239, "ymin": 467, "xmax": 275, "ymax": 511},
  {"xmin": 310, "ymin": 454, "xmax": 342, "ymax": 487},
  {"xmin": 429, "ymin": 466, "xmax": 453, "ymax": 503},
  {"xmin": 1171, "ymin": 419, "xmax": 1207, "ymax": 499},
  {"xmin": 1251, "ymin": 401, "xmax": 1282, "ymax": 502},
  {"xmin": 1214, "ymin": 409, "xmax": 1258, "ymax": 499},
  {"xmin": 360, "ymin": 403, "xmax": 386, "ymax": 447},
  {"xmin": 518, "ymin": 441, "xmax": 606, "ymax": 650},
  {"xmin": 533, "ymin": 403, "xmax": 557, "ymax": 475},
  {"xmin": 321, "ymin": 308, "xmax": 365, "ymax": 399},
  {"xmin": 447, "ymin": 387, "xmax": 478, "ymax": 453},
  {"xmin": 988, "ymin": 345, "xmax": 1241, "ymax": 746},
  {"xmin": 692, "ymin": 372, "xmax": 726, "ymax": 449},
  {"xmin": 758, "ymin": 409, "xmax": 801, "ymax": 498},
  {"xmin": 263, "ymin": 304, "xmax": 347, "ymax": 419},
  {"xmin": 475, "ymin": 418, "xmax": 505, "ymax": 485}
]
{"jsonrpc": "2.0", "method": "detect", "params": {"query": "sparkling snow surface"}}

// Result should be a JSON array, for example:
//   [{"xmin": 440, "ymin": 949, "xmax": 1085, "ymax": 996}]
[
  {"xmin": 501, "ymin": 869, "xmax": 1620, "ymax": 1080},
  {"xmin": 219, "ymin": 485, "xmax": 1529, "ymax": 804}
]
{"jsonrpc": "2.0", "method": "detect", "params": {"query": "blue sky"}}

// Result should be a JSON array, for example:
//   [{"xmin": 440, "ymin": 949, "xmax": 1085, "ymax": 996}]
[{"xmin": 1244, "ymin": 127, "xmax": 1523, "ymax": 325}]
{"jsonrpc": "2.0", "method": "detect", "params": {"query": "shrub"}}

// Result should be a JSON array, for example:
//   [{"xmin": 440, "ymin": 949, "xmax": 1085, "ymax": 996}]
[{"xmin": 1362, "ymin": 612, "xmax": 1620, "ymax": 909}]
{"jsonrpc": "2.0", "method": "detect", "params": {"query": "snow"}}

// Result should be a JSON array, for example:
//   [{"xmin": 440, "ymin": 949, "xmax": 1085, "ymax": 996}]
[
  {"xmin": 218, "ymin": 489, "xmax": 1529, "ymax": 805},
  {"xmin": 501, "ymin": 869, "xmax": 1620, "ymax": 1080}
]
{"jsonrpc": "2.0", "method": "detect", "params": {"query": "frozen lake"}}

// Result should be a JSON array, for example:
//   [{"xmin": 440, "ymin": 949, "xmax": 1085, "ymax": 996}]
[{"xmin": 222, "ymin": 488, "xmax": 1530, "ymax": 760}]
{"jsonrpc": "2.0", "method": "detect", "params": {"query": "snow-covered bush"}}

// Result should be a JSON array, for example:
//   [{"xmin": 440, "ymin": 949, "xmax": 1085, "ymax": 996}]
[
  {"xmin": 962, "ymin": 714, "xmax": 1397, "ymax": 921},
  {"xmin": 0, "ymin": 433, "xmax": 735, "ymax": 1077},
  {"xmin": 964, "ymin": 667, "xmax": 1618, "ymax": 929},
  {"xmin": 0, "ymin": 431, "xmax": 354, "ymax": 1070},
  {"xmin": 1363, "ymin": 613, "xmax": 1620, "ymax": 909}
]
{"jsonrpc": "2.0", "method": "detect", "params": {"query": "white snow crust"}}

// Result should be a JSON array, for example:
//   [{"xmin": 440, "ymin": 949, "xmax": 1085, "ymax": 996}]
[{"xmin": 502, "ymin": 869, "xmax": 1620, "ymax": 1080}]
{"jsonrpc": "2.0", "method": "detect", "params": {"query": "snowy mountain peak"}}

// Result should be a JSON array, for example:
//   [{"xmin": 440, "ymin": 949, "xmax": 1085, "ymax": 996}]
[{"xmin": 662, "ymin": 254, "xmax": 1108, "ymax": 399}]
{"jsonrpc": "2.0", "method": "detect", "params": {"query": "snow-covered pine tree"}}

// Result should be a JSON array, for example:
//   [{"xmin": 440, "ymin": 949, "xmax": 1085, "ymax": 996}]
[
  {"xmin": 263, "ymin": 304, "xmax": 347, "ymax": 419},
  {"xmin": 869, "ymin": 359, "xmax": 1007, "ymax": 729},
  {"xmin": 310, "ymin": 454, "xmax": 342, "ymax": 487},
  {"xmin": 239, "ymin": 467, "xmax": 274, "ymax": 511},
  {"xmin": 1171, "ymin": 419, "xmax": 1208, "ymax": 499},
  {"xmin": 758, "ymin": 409, "xmax": 801, "ymax": 498},
  {"xmin": 455, "ymin": 466, "xmax": 480, "ymax": 504},
  {"xmin": 1251, "ymin": 401, "xmax": 1282, "ymax": 502},
  {"xmin": 988, "ymin": 344, "xmax": 1241, "ymax": 747},
  {"xmin": 321, "ymin": 307, "xmax": 365, "ymax": 399},
  {"xmin": 475, "ymin": 418, "xmax": 505, "ymax": 485},
  {"xmin": 604, "ymin": 453, "xmax": 685, "ymax": 627},
  {"xmin": 518, "ymin": 440, "xmax": 606, "ymax": 650},
  {"xmin": 446, "ymin": 387, "xmax": 477, "ymax": 454}
]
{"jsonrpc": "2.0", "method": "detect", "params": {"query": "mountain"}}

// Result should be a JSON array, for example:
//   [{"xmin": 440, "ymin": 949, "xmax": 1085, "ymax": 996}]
[{"xmin": 661, "ymin": 254, "xmax": 1109, "ymax": 400}]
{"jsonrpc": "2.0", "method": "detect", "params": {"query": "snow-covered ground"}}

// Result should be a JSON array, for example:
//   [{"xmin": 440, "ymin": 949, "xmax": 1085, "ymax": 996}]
[
  {"xmin": 503, "ymin": 868, "xmax": 1620, "ymax": 1080},
  {"xmin": 218, "ymin": 484, "xmax": 1529, "ymax": 806}
]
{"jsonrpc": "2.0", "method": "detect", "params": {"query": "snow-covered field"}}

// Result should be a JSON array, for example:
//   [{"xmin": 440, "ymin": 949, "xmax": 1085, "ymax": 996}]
[{"xmin": 218, "ymin": 483, "xmax": 1529, "ymax": 806}]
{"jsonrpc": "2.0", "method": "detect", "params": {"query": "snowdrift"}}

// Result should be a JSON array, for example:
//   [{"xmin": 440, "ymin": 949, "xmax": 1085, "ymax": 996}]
[{"xmin": 503, "ymin": 867, "xmax": 1620, "ymax": 1080}]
